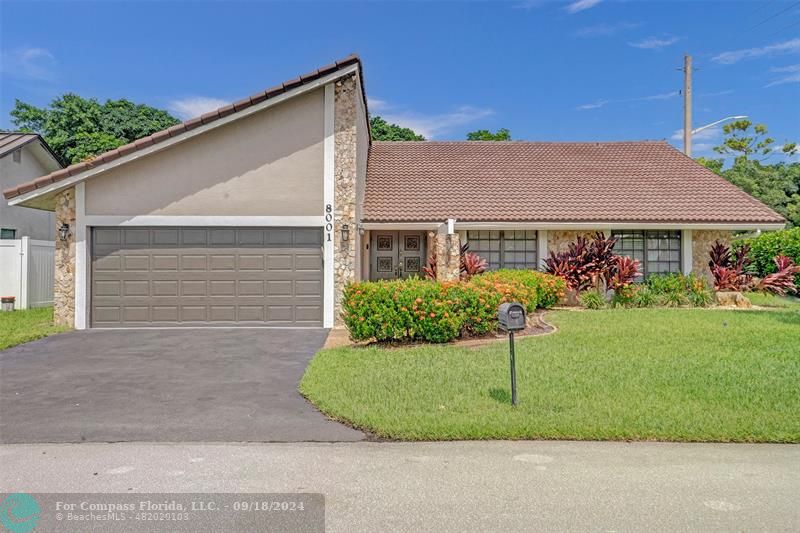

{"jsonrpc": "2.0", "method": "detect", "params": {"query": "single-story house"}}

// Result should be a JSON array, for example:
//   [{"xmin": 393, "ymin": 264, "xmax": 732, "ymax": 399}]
[{"xmin": 3, "ymin": 55, "xmax": 785, "ymax": 329}]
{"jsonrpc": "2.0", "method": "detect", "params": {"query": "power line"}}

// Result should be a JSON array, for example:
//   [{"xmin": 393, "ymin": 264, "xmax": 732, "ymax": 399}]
[
  {"xmin": 768, "ymin": 17, "xmax": 800, "ymax": 37},
  {"xmin": 747, "ymin": 1, "xmax": 800, "ymax": 31}
]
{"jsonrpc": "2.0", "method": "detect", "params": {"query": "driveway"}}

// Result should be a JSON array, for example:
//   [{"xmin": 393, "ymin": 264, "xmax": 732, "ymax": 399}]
[{"xmin": 0, "ymin": 329, "xmax": 364, "ymax": 443}]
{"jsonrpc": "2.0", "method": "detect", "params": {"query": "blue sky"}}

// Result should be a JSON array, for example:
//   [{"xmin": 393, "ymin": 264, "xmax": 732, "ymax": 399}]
[{"xmin": 1, "ymin": 0, "xmax": 798, "ymax": 159}]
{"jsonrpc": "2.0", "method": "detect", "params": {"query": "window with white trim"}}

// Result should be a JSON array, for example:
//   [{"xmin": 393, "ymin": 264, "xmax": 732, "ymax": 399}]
[
  {"xmin": 466, "ymin": 230, "xmax": 537, "ymax": 270},
  {"xmin": 612, "ymin": 230, "xmax": 681, "ymax": 277}
]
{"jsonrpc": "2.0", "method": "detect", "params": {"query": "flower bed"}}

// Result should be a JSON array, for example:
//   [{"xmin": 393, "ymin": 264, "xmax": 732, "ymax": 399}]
[{"xmin": 341, "ymin": 270, "xmax": 565, "ymax": 343}]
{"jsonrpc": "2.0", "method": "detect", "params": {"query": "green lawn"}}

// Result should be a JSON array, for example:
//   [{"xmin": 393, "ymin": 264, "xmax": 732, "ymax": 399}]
[
  {"xmin": 0, "ymin": 307, "xmax": 67, "ymax": 351},
  {"xmin": 746, "ymin": 292, "xmax": 800, "ymax": 309},
  {"xmin": 301, "ymin": 308, "xmax": 800, "ymax": 442}
]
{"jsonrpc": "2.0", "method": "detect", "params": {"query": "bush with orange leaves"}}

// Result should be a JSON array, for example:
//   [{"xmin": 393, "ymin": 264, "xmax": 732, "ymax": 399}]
[{"xmin": 342, "ymin": 270, "xmax": 565, "ymax": 343}]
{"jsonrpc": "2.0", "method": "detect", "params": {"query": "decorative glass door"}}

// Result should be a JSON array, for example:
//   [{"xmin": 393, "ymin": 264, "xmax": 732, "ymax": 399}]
[{"xmin": 370, "ymin": 232, "xmax": 425, "ymax": 280}]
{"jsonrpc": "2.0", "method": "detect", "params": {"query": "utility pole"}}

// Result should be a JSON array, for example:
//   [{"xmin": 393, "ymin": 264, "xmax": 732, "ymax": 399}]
[{"xmin": 682, "ymin": 54, "xmax": 693, "ymax": 157}]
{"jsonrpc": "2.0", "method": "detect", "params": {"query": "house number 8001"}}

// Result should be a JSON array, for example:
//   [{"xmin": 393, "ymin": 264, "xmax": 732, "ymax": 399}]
[{"xmin": 325, "ymin": 204, "xmax": 333, "ymax": 242}]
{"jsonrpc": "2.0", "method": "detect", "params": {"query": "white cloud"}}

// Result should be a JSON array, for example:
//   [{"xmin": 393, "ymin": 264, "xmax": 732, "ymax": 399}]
[
  {"xmin": 565, "ymin": 0, "xmax": 602, "ymax": 14},
  {"xmin": 367, "ymin": 97, "xmax": 389, "ymax": 112},
  {"xmin": 628, "ymin": 35, "xmax": 681, "ymax": 50},
  {"xmin": 574, "ymin": 22, "xmax": 641, "ymax": 38},
  {"xmin": 168, "ymin": 97, "xmax": 230, "ymax": 119},
  {"xmin": 0, "ymin": 46, "xmax": 56, "ymax": 81},
  {"xmin": 576, "ymin": 99, "xmax": 611, "ymax": 110},
  {"xmin": 512, "ymin": 0, "xmax": 546, "ymax": 9},
  {"xmin": 576, "ymin": 91, "xmax": 678, "ymax": 110},
  {"xmin": 671, "ymin": 126, "xmax": 722, "ymax": 142},
  {"xmin": 671, "ymin": 126, "xmax": 723, "ymax": 156},
  {"xmin": 712, "ymin": 38, "xmax": 800, "ymax": 65},
  {"xmin": 379, "ymin": 105, "xmax": 494, "ymax": 139},
  {"xmin": 765, "ymin": 64, "xmax": 800, "ymax": 87},
  {"xmin": 698, "ymin": 89, "xmax": 734, "ymax": 97}
]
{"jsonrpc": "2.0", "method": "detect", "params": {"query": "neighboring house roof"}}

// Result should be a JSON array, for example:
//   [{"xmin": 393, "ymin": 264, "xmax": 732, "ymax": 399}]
[
  {"xmin": 3, "ymin": 54, "xmax": 365, "ymax": 200},
  {"xmin": 363, "ymin": 141, "xmax": 786, "ymax": 225},
  {"xmin": 0, "ymin": 132, "xmax": 62, "ymax": 166}
]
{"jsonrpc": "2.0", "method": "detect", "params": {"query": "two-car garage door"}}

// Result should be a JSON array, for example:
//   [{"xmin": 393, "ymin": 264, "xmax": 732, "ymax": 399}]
[{"xmin": 90, "ymin": 227, "xmax": 323, "ymax": 327}]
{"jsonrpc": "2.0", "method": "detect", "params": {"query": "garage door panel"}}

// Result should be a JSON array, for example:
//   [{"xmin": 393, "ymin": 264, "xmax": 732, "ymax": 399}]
[
  {"xmin": 91, "ymin": 227, "xmax": 323, "ymax": 327},
  {"xmin": 152, "ymin": 255, "xmax": 179, "ymax": 271}
]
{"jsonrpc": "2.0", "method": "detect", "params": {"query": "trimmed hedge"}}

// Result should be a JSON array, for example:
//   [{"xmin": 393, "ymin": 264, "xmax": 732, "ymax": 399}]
[
  {"xmin": 735, "ymin": 228, "xmax": 800, "ymax": 282},
  {"xmin": 341, "ymin": 270, "xmax": 565, "ymax": 343}
]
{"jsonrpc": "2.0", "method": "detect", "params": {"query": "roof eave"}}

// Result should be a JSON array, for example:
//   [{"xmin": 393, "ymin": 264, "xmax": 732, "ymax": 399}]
[
  {"xmin": 6, "ymin": 59, "xmax": 362, "ymax": 206},
  {"xmin": 360, "ymin": 220, "xmax": 787, "ymax": 231}
]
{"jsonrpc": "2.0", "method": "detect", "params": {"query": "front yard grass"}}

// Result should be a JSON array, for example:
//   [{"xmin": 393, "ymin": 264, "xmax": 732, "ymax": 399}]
[
  {"xmin": 0, "ymin": 307, "xmax": 67, "ymax": 351},
  {"xmin": 301, "ymin": 308, "xmax": 800, "ymax": 442}
]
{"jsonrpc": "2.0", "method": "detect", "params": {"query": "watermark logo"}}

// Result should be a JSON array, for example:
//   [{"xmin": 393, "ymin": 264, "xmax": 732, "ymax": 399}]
[{"xmin": 0, "ymin": 493, "xmax": 40, "ymax": 533}]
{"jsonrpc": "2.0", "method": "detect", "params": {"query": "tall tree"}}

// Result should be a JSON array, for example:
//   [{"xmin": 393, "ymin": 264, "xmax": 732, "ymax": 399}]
[
  {"xmin": 369, "ymin": 116, "xmax": 425, "ymax": 141},
  {"xmin": 11, "ymin": 94, "xmax": 180, "ymax": 164},
  {"xmin": 698, "ymin": 120, "xmax": 800, "ymax": 227},
  {"xmin": 466, "ymin": 128, "xmax": 511, "ymax": 141},
  {"xmin": 712, "ymin": 119, "xmax": 797, "ymax": 162}
]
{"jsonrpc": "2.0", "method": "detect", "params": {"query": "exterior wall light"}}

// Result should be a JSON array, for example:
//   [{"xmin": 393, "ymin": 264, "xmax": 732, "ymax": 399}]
[
  {"xmin": 341, "ymin": 224, "xmax": 350, "ymax": 242},
  {"xmin": 59, "ymin": 223, "xmax": 70, "ymax": 241}
]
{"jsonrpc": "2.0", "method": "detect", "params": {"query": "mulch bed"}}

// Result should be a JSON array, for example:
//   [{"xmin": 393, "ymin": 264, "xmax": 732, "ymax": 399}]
[{"xmin": 324, "ymin": 310, "xmax": 556, "ymax": 350}]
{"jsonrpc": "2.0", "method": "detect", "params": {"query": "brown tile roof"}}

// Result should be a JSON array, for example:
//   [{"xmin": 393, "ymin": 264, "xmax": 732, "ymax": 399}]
[
  {"xmin": 3, "ymin": 54, "xmax": 363, "ymax": 200},
  {"xmin": 363, "ymin": 141, "xmax": 785, "ymax": 225},
  {"xmin": 0, "ymin": 132, "xmax": 62, "ymax": 166}
]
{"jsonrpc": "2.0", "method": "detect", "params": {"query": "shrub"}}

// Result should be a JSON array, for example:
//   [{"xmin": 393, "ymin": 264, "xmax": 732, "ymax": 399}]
[
  {"xmin": 755, "ymin": 255, "xmax": 800, "ymax": 295},
  {"xmin": 736, "ymin": 228, "xmax": 800, "ymax": 284},
  {"xmin": 645, "ymin": 273, "xmax": 713, "ymax": 307},
  {"xmin": 475, "ymin": 270, "xmax": 565, "ymax": 311},
  {"xmin": 606, "ymin": 256, "xmax": 642, "ymax": 291},
  {"xmin": 423, "ymin": 243, "xmax": 488, "ymax": 281},
  {"xmin": 341, "ymin": 270, "xmax": 565, "ymax": 343},
  {"xmin": 544, "ymin": 232, "xmax": 643, "ymax": 297},
  {"xmin": 609, "ymin": 284, "xmax": 640, "ymax": 308},
  {"xmin": 543, "ymin": 234, "xmax": 593, "ymax": 292},
  {"xmin": 708, "ymin": 240, "xmax": 752, "ymax": 291},
  {"xmin": 632, "ymin": 286, "xmax": 657, "ymax": 307},
  {"xmin": 342, "ymin": 279, "xmax": 463, "ymax": 343},
  {"xmin": 580, "ymin": 292, "xmax": 605, "ymax": 309}
]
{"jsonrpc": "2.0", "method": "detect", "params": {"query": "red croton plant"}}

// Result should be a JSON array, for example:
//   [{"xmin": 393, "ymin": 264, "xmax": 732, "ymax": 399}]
[
  {"xmin": 423, "ymin": 243, "xmax": 488, "ymax": 281},
  {"xmin": 543, "ymin": 232, "xmax": 641, "ymax": 293},
  {"xmin": 708, "ymin": 240, "xmax": 799, "ymax": 295}
]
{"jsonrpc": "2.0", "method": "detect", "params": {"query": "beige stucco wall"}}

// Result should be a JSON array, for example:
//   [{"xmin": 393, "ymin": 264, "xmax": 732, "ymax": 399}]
[
  {"xmin": 0, "ymin": 144, "xmax": 58, "ymax": 240},
  {"xmin": 85, "ymin": 88, "xmax": 325, "ymax": 216}
]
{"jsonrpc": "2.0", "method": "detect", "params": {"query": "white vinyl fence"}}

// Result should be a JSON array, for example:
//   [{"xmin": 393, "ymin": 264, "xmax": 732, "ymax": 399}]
[{"xmin": 0, "ymin": 237, "xmax": 55, "ymax": 309}]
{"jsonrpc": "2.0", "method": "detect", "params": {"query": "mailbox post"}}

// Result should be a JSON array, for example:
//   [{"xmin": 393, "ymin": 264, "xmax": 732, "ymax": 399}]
[{"xmin": 498, "ymin": 302, "xmax": 526, "ymax": 406}]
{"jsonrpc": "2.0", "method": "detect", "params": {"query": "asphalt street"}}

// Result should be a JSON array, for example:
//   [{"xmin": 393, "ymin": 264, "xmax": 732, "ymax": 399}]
[{"xmin": 1, "ymin": 440, "xmax": 797, "ymax": 532}]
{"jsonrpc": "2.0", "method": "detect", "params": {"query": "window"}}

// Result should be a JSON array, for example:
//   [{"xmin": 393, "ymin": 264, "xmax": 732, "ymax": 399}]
[
  {"xmin": 466, "ymin": 230, "xmax": 537, "ymax": 270},
  {"xmin": 1, "ymin": 228, "xmax": 17, "ymax": 240},
  {"xmin": 612, "ymin": 230, "xmax": 681, "ymax": 277}
]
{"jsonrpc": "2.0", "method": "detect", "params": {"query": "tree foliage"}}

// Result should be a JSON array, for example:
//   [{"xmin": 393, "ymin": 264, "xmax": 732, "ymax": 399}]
[
  {"xmin": 712, "ymin": 119, "xmax": 797, "ymax": 161},
  {"xmin": 466, "ymin": 128, "xmax": 511, "ymax": 141},
  {"xmin": 369, "ymin": 116, "xmax": 425, "ymax": 141},
  {"xmin": 699, "ymin": 120, "xmax": 800, "ymax": 227},
  {"xmin": 10, "ymin": 94, "xmax": 180, "ymax": 164}
]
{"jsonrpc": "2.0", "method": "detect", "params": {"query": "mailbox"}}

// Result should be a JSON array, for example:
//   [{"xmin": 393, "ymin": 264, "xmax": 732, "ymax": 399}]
[{"xmin": 498, "ymin": 302, "xmax": 526, "ymax": 331}]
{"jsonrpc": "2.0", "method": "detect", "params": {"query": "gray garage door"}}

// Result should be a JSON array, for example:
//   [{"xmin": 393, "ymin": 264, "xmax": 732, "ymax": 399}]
[{"xmin": 91, "ymin": 227, "xmax": 323, "ymax": 327}]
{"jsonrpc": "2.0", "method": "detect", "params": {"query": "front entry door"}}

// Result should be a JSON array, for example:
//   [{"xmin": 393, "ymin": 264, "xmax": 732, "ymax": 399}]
[{"xmin": 370, "ymin": 231, "xmax": 426, "ymax": 280}]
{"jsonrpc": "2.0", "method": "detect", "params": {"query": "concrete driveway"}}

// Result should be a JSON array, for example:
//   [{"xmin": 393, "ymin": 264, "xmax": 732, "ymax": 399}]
[{"xmin": 0, "ymin": 329, "xmax": 363, "ymax": 443}]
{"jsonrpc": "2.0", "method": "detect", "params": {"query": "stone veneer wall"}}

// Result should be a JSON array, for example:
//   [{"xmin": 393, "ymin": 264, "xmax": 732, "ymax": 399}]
[
  {"xmin": 547, "ymin": 230, "xmax": 598, "ymax": 254},
  {"xmin": 333, "ymin": 74, "xmax": 358, "ymax": 324},
  {"xmin": 54, "ymin": 187, "xmax": 76, "ymax": 327},
  {"xmin": 435, "ymin": 232, "xmax": 461, "ymax": 281},
  {"xmin": 692, "ymin": 230, "xmax": 732, "ymax": 282}
]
